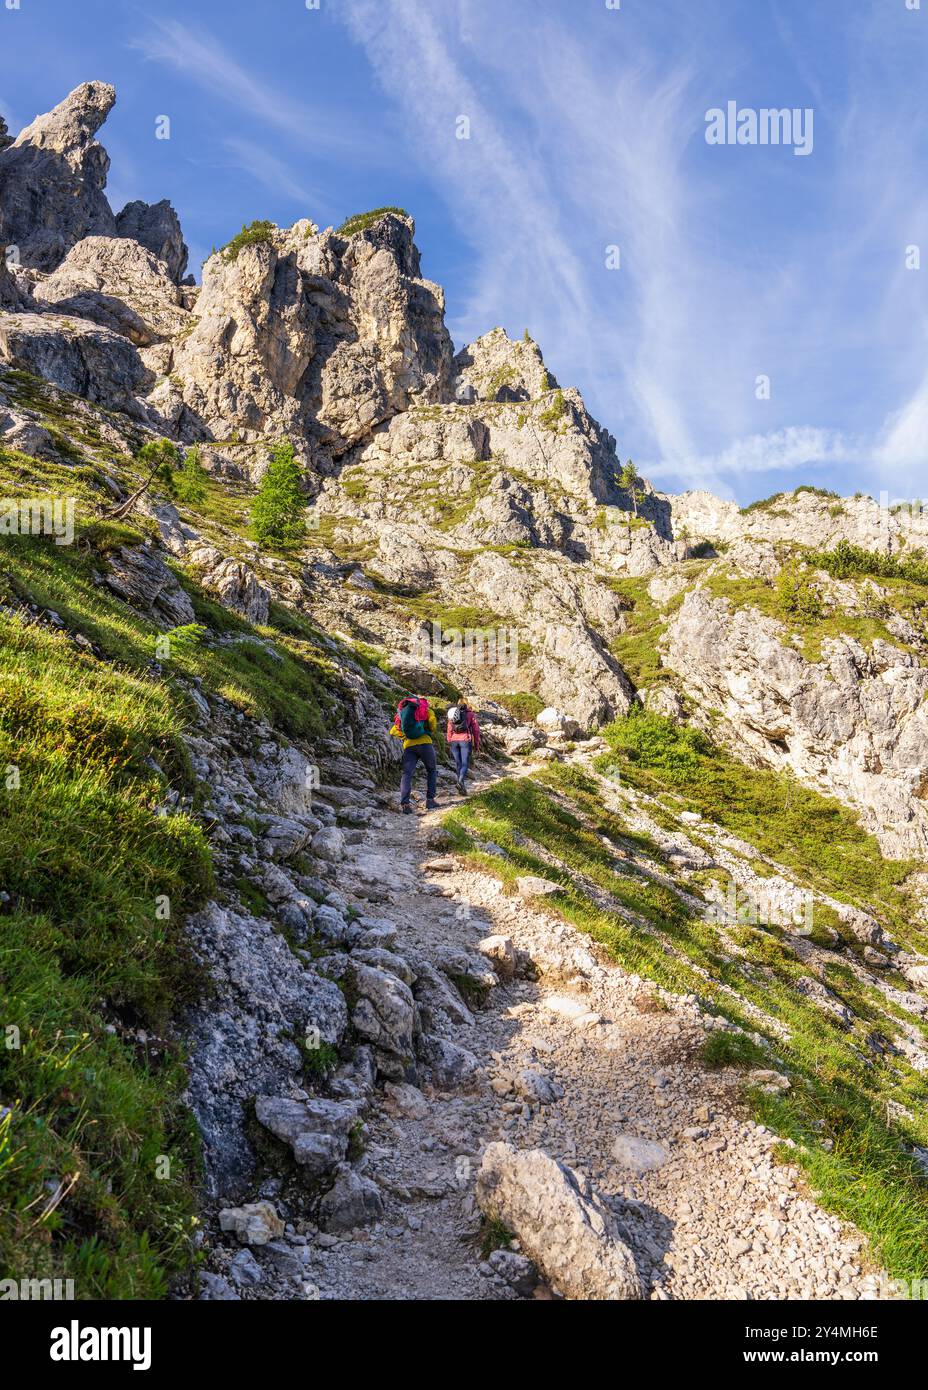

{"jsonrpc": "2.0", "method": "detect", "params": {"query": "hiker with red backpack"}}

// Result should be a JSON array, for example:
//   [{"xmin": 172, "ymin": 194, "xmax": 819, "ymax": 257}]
[
  {"xmin": 446, "ymin": 699, "xmax": 480, "ymax": 795},
  {"xmin": 390, "ymin": 694, "xmax": 439, "ymax": 814}
]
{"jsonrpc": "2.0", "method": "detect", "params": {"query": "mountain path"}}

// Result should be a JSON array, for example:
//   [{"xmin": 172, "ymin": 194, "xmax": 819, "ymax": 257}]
[{"xmin": 295, "ymin": 757, "xmax": 884, "ymax": 1302}]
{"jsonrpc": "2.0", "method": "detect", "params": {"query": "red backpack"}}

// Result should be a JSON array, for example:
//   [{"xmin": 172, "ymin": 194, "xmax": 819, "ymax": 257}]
[{"xmin": 395, "ymin": 696, "xmax": 430, "ymax": 739}]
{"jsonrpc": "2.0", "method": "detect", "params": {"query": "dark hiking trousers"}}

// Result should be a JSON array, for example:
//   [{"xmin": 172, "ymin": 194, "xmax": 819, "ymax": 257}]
[
  {"xmin": 400, "ymin": 742, "xmax": 438, "ymax": 804},
  {"xmin": 451, "ymin": 741, "xmax": 472, "ymax": 785}
]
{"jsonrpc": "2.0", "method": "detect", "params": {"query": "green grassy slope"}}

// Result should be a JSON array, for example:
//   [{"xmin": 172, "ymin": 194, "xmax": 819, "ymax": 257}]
[
  {"xmin": 443, "ymin": 732, "xmax": 928, "ymax": 1285},
  {"xmin": 0, "ymin": 374, "xmax": 356, "ymax": 1296}
]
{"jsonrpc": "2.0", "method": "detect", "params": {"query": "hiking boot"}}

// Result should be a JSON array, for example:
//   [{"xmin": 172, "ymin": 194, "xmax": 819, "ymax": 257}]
[
  {"xmin": 426, "ymin": 799, "xmax": 439, "ymax": 810},
  {"xmin": 400, "ymin": 802, "xmax": 412, "ymax": 815}
]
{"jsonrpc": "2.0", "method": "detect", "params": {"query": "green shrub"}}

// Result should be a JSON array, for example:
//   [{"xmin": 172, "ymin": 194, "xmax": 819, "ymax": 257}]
[
  {"xmin": 538, "ymin": 389, "xmax": 567, "ymax": 432},
  {"xmin": 303, "ymin": 1042, "xmax": 339, "ymax": 1078},
  {"xmin": 617, "ymin": 459, "xmax": 643, "ymax": 515},
  {"xmin": 795, "ymin": 485, "xmax": 840, "ymax": 501},
  {"xmin": 603, "ymin": 707, "xmax": 709, "ymax": 782},
  {"xmin": 776, "ymin": 560, "xmax": 823, "ymax": 622},
  {"xmin": 137, "ymin": 438, "xmax": 180, "ymax": 496},
  {"xmin": 740, "ymin": 491, "xmax": 786, "ymax": 515},
  {"xmin": 220, "ymin": 220, "xmax": 276, "ymax": 263},
  {"xmin": 480, "ymin": 1215, "xmax": 514, "ymax": 1258},
  {"xmin": 809, "ymin": 539, "xmax": 928, "ymax": 588},
  {"xmin": 153, "ymin": 623, "xmax": 207, "ymax": 659},
  {"xmin": 337, "ymin": 207, "xmax": 409, "ymax": 237}
]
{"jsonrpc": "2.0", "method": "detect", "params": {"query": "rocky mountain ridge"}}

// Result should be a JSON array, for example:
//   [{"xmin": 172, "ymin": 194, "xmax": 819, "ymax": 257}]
[{"xmin": 2, "ymin": 82, "xmax": 928, "ymax": 1302}]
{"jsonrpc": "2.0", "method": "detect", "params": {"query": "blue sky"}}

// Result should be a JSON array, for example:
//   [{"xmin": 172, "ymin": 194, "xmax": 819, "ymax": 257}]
[{"xmin": 1, "ymin": 0, "xmax": 926, "ymax": 503}]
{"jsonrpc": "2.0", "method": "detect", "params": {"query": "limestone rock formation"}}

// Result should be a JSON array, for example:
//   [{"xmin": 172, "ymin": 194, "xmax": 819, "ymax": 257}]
[
  {"xmin": 254, "ymin": 1095, "xmax": 362, "ymax": 1175},
  {"xmin": 318, "ymin": 1165, "xmax": 384, "ymax": 1232},
  {"xmin": 464, "ymin": 548, "xmax": 634, "ymax": 727},
  {"xmin": 170, "ymin": 212, "xmax": 452, "ymax": 457},
  {"xmin": 665, "ymin": 587, "xmax": 928, "ymax": 857},
  {"xmin": 476, "ymin": 1142, "xmax": 642, "ymax": 1300},
  {"xmin": 0, "ymin": 248, "xmax": 26, "ymax": 310},
  {"xmin": 218, "ymin": 1201, "xmax": 283, "ymax": 1246},
  {"xmin": 187, "ymin": 545, "xmax": 270, "ymax": 624},
  {"xmin": 313, "ymin": 332, "xmax": 681, "ymax": 728},
  {"xmin": 0, "ymin": 82, "xmax": 118, "ymax": 270},
  {"xmin": 33, "ymin": 234, "xmax": 188, "ymax": 344},
  {"xmin": 185, "ymin": 901, "xmax": 348, "ymax": 1197},
  {"xmin": 336, "ymin": 378, "xmax": 648, "ymax": 533},
  {"xmin": 349, "ymin": 960, "xmax": 417, "ymax": 1080},
  {"xmin": 116, "ymin": 198, "xmax": 189, "ymax": 283},
  {"xmin": 452, "ymin": 326, "xmax": 555, "ymax": 402},
  {"xmin": 103, "ymin": 544, "xmax": 196, "ymax": 628},
  {"xmin": 6, "ymin": 73, "xmax": 928, "ymax": 1309},
  {"xmin": 0, "ymin": 310, "xmax": 152, "ymax": 413},
  {"xmin": 667, "ymin": 486, "xmax": 928, "ymax": 553}
]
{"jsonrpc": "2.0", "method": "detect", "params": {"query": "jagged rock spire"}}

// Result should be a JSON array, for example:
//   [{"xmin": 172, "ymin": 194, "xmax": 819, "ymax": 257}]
[
  {"xmin": 116, "ymin": 198, "xmax": 189, "ymax": 285},
  {"xmin": 0, "ymin": 81, "xmax": 117, "ymax": 270}
]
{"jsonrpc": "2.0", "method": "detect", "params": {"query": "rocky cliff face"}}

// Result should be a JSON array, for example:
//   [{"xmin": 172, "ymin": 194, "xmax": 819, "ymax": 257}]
[
  {"xmin": 33, "ymin": 235, "xmax": 188, "ymax": 344},
  {"xmin": 1, "ymin": 80, "xmax": 926, "ymax": 835},
  {"xmin": 666, "ymin": 587, "xmax": 928, "ymax": 858},
  {"xmin": 668, "ymin": 486, "xmax": 928, "ymax": 553},
  {"xmin": 0, "ymin": 248, "xmax": 26, "ymax": 310},
  {"xmin": 166, "ymin": 213, "xmax": 452, "ymax": 458},
  {"xmin": 115, "ymin": 198, "xmax": 190, "ymax": 284},
  {"xmin": 452, "ymin": 324, "xmax": 555, "ymax": 402}
]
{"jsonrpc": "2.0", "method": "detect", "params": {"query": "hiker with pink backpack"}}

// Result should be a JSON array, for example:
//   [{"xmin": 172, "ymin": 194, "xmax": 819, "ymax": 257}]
[
  {"xmin": 446, "ymin": 699, "xmax": 480, "ymax": 795},
  {"xmin": 390, "ymin": 694, "xmax": 439, "ymax": 814}
]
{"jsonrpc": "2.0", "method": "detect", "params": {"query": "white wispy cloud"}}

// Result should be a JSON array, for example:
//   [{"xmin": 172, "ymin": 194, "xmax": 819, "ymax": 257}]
[
  {"xmin": 338, "ymin": 0, "xmax": 748, "ymax": 466},
  {"xmin": 222, "ymin": 138, "xmax": 323, "ymax": 210},
  {"xmin": 645, "ymin": 425, "xmax": 862, "ymax": 492},
  {"xmin": 130, "ymin": 18, "xmax": 315, "ymax": 141},
  {"xmin": 339, "ymin": 0, "xmax": 600, "ymax": 362},
  {"xmin": 120, "ymin": 2, "xmax": 928, "ymax": 502},
  {"xmin": 339, "ymin": 0, "xmax": 928, "ymax": 502},
  {"xmin": 128, "ymin": 17, "xmax": 392, "ymax": 166}
]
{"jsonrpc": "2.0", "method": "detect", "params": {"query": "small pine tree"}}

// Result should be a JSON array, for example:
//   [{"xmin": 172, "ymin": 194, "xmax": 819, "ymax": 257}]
[
  {"xmin": 618, "ymin": 458, "xmax": 642, "ymax": 516},
  {"xmin": 776, "ymin": 560, "xmax": 823, "ymax": 622},
  {"xmin": 251, "ymin": 441, "xmax": 307, "ymax": 547},
  {"xmin": 108, "ymin": 438, "xmax": 179, "ymax": 518},
  {"xmin": 174, "ymin": 444, "xmax": 208, "ymax": 505},
  {"xmin": 139, "ymin": 438, "xmax": 180, "ymax": 494}
]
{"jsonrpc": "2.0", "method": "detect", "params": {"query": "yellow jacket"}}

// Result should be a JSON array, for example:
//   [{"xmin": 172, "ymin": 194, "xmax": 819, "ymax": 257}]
[{"xmin": 390, "ymin": 707, "xmax": 438, "ymax": 750}]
